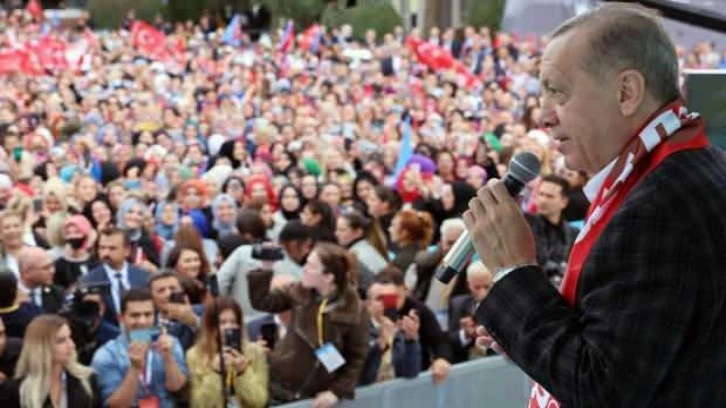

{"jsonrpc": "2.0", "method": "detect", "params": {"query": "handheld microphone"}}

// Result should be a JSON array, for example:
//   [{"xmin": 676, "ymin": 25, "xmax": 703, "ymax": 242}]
[{"xmin": 435, "ymin": 151, "xmax": 541, "ymax": 284}]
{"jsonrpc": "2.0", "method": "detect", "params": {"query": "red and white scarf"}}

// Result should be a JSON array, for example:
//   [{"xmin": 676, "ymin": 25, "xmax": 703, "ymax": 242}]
[{"xmin": 529, "ymin": 102, "xmax": 708, "ymax": 408}]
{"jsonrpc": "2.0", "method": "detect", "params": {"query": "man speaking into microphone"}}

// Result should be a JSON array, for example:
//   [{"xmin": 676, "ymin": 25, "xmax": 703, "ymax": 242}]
[{"xmin": 465, "ymin": 3, "xmax": 726, "ymax": 407}]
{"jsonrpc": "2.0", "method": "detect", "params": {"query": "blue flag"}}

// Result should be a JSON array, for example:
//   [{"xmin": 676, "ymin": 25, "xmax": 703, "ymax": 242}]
[
  {"xmin": 393, "ymin": 116, "xmax": 413, "ymax": 180},
  {"xmin": 222, "ymin": 14, "xmax": 242, "ymax": 46}
]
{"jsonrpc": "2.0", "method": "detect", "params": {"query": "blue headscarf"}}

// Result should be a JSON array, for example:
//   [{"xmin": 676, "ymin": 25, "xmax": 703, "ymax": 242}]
[
  {"xmin": 154, "ymin": 201, "xmax": 179, "ymax": 241},
  {"xmin": 116, "ymin": 197, "xmax": 147, "ymax": 242},
  {"xmin": 211, "ymin": 194, "xmax": 238, "ymax": 238}
]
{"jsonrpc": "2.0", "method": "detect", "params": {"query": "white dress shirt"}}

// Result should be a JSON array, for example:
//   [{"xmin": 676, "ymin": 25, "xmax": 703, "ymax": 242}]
[{"xmin": 104, "ymin": 262, "xmax": 130, "ymax": 314}]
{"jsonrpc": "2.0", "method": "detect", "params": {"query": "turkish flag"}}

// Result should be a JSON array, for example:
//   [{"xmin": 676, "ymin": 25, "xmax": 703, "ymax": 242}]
[
  {"xmin": 31, "ymin": 37, "xmax": 69, "ymax": 71},
  {"xmin": 406, "ymin": 37, "xmax": 456, "ymax": 70},
  {"xmin": 0, "ymin": 51, "xmax": 25, "ymax": 74},
  {"xmin": 26, "ymin": 0, "xmax": 44, "ymax": 20},
  {"xmin": 131, "ymin": 21, "xmax": 169, "ymax": 60}
]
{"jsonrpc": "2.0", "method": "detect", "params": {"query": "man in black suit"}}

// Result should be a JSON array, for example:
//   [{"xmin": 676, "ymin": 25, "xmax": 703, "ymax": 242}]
[
  {"xmin": 80, "ymin": 227, "xmax": 150, "ymax": 327},
  {"xmin": 447, "ymin": 261, "xmax": 493, "ymax": 363},
  {"xmin": 466, "ymin": 4, "xmax": 726, "ymax": 407},
  {"xmin": 524, "ymin": 175, "xmax": 579, "ymax": 287},
  {"xmin": 17, "ymin": 247, "xmax": 65, "ymax": 313}
]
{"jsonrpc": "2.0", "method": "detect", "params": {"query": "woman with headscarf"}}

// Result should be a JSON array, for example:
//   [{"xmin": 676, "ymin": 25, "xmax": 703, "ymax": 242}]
[
  {"xmin": 413, "ymin": 181, "xmax": 477, "ymax": 243},
  {"xmin": 116, "ymin": 196, "xmax": 161, "ymax": 270},
  {"xmin": 271, "ymin": 185, "xmax": 303, "ymax": 241},
  {"xmin": 155, "ymin": 201, "xmax": 180, "ymax": 242},
  {"xmin": 179, "ymin": 179, "xmax": 214, "ymax": 238},
  {"xmin": 210, "ymin": 193, "xmax": 238, "ymax": 239},
  {"xmin": 245, "ymin": 174, "xmax": 277, "ymax": 211}
]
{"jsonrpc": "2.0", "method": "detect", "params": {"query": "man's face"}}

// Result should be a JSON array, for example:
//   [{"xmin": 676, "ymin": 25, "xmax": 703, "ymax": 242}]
[
  {"xmin": 27, "ymin": 252, "xmax": 55, "ymax": 286},
  {"xmin": 468, "ymin": 273, "xmax": 493, "ymax": 303},
  {"xmin": 366, "ymin": 282, "xmax": 399, "ymax": 318},
  {"xmin": 121, "ymin": 300, "xmax": 155, "ymax": 332},
  {"xmin": 539, "ymin": 32, "xmax": 620, "ymax": 174},
  {"xmin": 535, "ymin": 181, "xmax": 568, "ymax": 220},
  {"xmin": 98, "ymin": 233, "xmax": 129, "ymax": 269},
  {"xmin": 150, "ymin": 276, "xmax": 182, "ymax": 310},
  {"xmin": 285, "ymin": 239, "xmax": 312, "ymax": 265},
  {"xmin": 441, "ymin": 226, "xmax": 465, "ymax": 254}
]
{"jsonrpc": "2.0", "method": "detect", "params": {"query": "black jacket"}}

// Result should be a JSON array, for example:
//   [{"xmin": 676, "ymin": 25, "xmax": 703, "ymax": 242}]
[
  {"xmin": 478, "ymin": 145, "xmax": 726, "ymax": 406},
  {"xmin": 1, "ymin": 372, "xmax": 100, "ymax": 408},
  {"xmin": 398, "ymin": 297, "xmax": 452, "ymax": 370}
]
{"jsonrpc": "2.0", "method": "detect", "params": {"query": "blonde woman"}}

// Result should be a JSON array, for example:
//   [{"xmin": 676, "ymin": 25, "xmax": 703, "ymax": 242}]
[
  {"xmin": 186, "ymin": 297, "xmax": 269, "ymax": 408},
  {"xmin": 3, "ymin": 314, "xmax": 98, "ymax": 407},
  {"xmin": 5, "ymin": 196, "xmax": 49, "ymax": 249},
  {"xmin": 0, "ymin": 211, "xmax": 28, "ymax": 278}
]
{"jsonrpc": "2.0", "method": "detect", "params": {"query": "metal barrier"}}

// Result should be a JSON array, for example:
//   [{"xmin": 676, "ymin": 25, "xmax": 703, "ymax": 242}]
[{"xmin": 280, "ymin": 356, "xmax": 530, "ymax": 408}]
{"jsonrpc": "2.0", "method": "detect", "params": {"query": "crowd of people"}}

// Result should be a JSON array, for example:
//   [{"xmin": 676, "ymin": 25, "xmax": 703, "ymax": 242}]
[{"xmin": 0, "ymin": 3, "xmax": 724, "ymax": 407}]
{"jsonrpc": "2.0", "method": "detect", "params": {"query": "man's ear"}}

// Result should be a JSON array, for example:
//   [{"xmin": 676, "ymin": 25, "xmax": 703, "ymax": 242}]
[{"xmin": 617, "ymin": 69, "xmax": 647, "ymax": 118}]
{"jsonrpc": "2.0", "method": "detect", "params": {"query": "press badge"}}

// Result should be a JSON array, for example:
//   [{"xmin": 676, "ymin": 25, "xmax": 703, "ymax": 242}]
[{"xmin": 315, "ymin": 343, "xmax": 346, "ymax": 373}]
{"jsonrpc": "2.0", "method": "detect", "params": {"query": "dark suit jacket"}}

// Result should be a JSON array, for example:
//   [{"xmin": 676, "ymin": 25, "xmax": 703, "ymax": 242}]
[
  {"xmin": 447, "ymin": 294, "xmax": 478, "ymax": 363},
  {"xmin": 38, "ymin": 284, "xmax": 66, "ymax": 313},
  {"xmin": 478, "ymin": 146, "xmax": 726, "ymax": 406},
  {"xmin": 1, "ymin": 372, "xmax": 100, "ymax": 408},
  {"xmin": 0, "ymin": 303, "xmax": 42, "ymax": 338},
  {"xmin": 399, "ymin": 297, "xmax": 452, "ymax": 370},
  {"xmin": 80, "ymin": 264, "xmax": 150, "ymax": 326}
]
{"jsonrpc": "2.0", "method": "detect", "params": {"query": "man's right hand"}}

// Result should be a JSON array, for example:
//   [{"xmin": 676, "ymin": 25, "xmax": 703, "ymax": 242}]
[{"xmin": 128, "ymin": 341, "xmax": 148, "ymax": 370}]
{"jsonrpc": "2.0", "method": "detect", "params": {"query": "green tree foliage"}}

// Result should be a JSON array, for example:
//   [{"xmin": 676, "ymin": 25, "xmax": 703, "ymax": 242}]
[
  {"xmin": 321, "ymin": 1, "xmax": 402, "ymax": 39},
  {"xmin": 467, "ymin": 0, "xmax": 506, "ymax": 33},
  {"xmin": 87, "ymin": 0, "xmax": 166, "ymax": 29},
  {"xmin": 259, "ymin": 0, "xmax": 328, "ymax": 29}
]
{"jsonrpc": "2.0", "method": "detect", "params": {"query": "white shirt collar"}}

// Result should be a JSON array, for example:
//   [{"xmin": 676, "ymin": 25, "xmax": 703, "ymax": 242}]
[
  {"xmin": 104, "ymin": 262, "xmax": 129, "ymax": 281},
  {"xmin": 583, "ymin": 159, "xmax": 617, "ymax": 203}
]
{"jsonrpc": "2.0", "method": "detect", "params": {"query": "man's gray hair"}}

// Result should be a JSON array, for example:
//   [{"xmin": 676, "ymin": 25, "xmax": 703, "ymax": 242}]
[
  {"xmin": 440, "ymin": 218, "xmax": 466, "ymax": 236},
  {"xmin": 551, "ymin": 3, "xmax": 680, "ymax": 105}
]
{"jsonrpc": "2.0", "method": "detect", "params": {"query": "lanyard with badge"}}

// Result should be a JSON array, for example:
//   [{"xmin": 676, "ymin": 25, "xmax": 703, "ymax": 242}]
[
  {"xmin": 137, "ymin": 351, "xmax": 159, "ymax": 408},
  {"xmin": 314, "ymin": 297, "xmax": 346, "ymax": 373}
]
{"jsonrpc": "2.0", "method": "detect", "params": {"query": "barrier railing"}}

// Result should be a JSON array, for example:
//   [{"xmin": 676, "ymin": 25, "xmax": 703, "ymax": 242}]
[{"xmin": 280, "ymin": 356, "xmax": 530, "ymax": 408}]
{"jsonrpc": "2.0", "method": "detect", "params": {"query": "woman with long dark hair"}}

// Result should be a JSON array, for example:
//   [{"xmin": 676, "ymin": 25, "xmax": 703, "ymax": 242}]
[{"xmin": 186, "ymin": 297, "xmax": 269, "ymax": 408}]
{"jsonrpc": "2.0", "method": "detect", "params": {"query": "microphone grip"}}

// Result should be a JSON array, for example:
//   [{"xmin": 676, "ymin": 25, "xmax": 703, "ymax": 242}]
[{"xmin": 434, "ymin": 230, "xmax": 474, "ymax": 284}]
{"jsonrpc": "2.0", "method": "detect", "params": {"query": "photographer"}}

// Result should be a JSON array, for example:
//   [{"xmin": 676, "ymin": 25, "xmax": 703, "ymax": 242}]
[
  {"xmin": 149, "ymin": 271, "xmax": 202, "ymax": 351},
  {"xmin": 248, "ymin": 242, "xmax": 368, "ymax": 407},
  {"xmin": 187, "ymin": 297, "xmax": 269, "ymax": 408},
  {"xmin": 217, "ymin": 217, "xmax": 313, "ymax": 319},
  {"xmin": 64, "ymin": 283, "xmax": 121, "ymax": 365}
]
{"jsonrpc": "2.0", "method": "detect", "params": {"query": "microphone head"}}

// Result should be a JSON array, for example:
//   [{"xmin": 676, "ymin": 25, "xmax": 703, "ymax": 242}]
[{"xmin": 508, "ymin": 151, "xmax": 541, "ymax": 184}]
